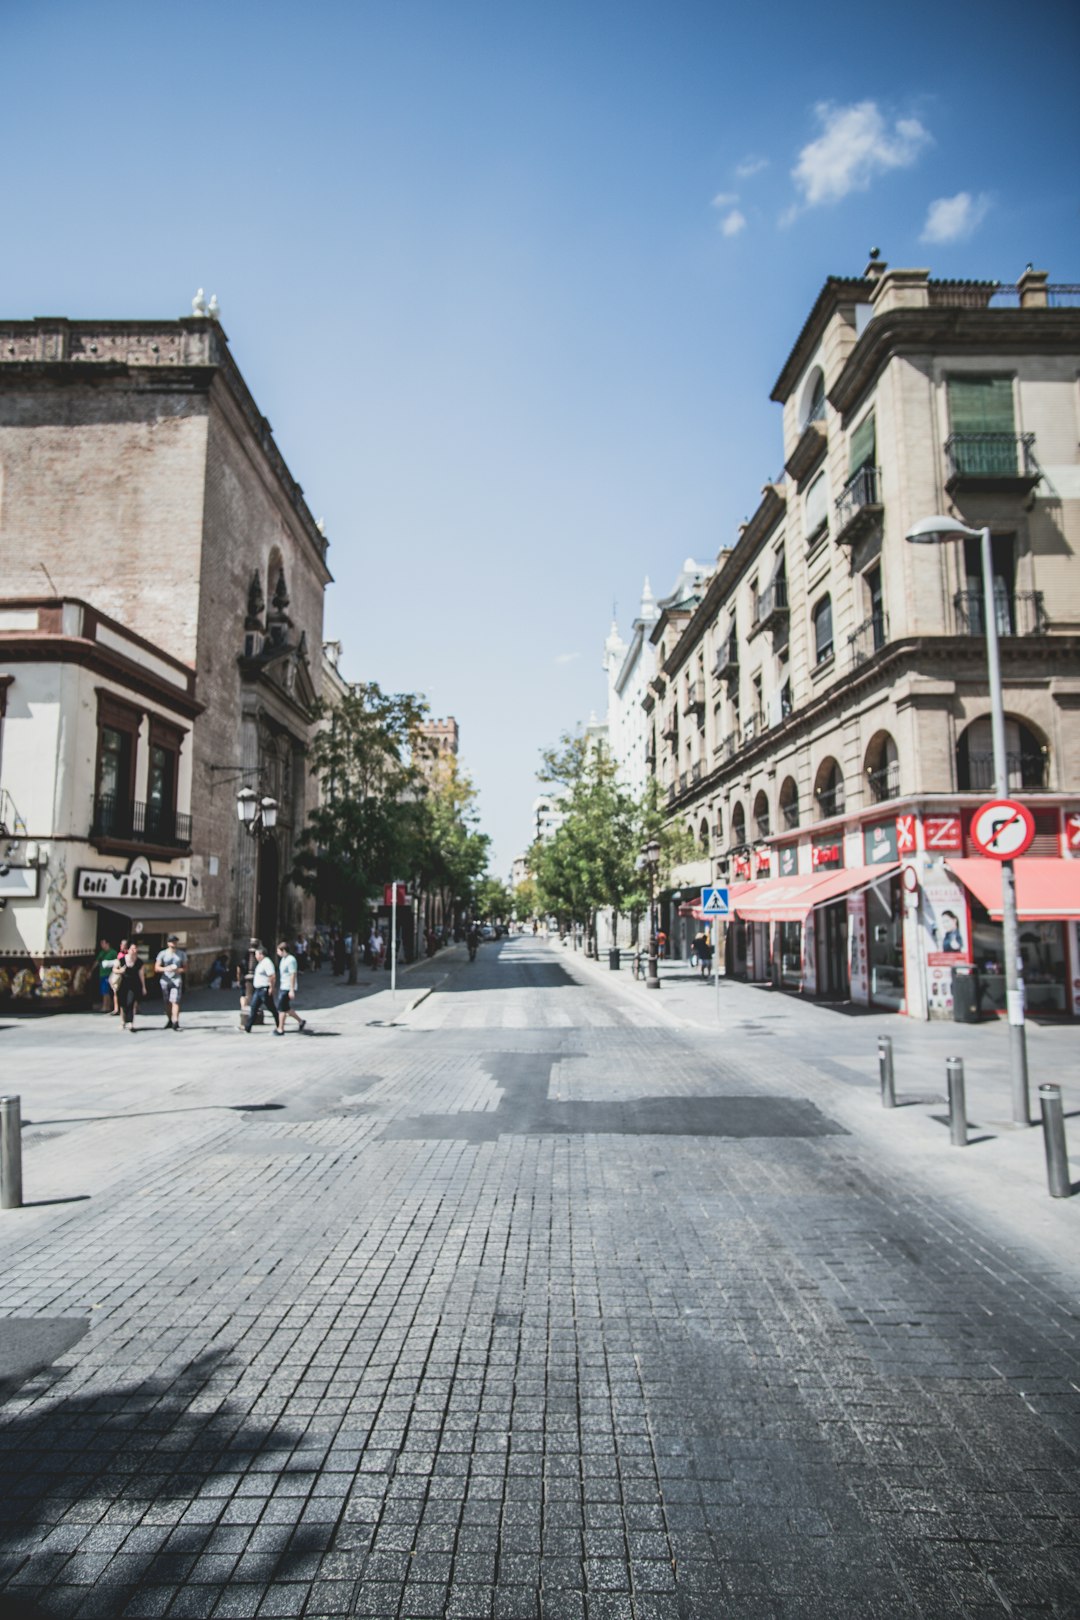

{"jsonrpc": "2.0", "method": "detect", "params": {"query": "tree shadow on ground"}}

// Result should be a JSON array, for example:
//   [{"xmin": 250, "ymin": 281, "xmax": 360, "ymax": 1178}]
[{"xmin": 0, "ymin": 1349, "xmax": 348, "ymax": 1618}]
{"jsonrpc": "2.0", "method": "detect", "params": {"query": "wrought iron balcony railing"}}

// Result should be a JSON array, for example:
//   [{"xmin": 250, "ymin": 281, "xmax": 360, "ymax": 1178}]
[
  {"xmin": 953, "ymin": 590, "xmax": 1047, "ymax": 637},
  {"xmin": 866, "ymin": 759, "xmax": 900, "ymax": 803},
  {"xmin": 960, "ymin": 751, "xmax": 1049, "ymax": 792},
  {"xmin": 683, "ymin": 680, "xmax": 706, "ymax": 713},
  {"xmin": 92, "ymin": 794, "xmax": 192, "ymax": 849},
  {"xmin": 713, "ymin": 636, "xmax": 739, "ymax": 681},
  {"xmin": 752, "ymin": 577, "xmax": 788, "ymax": 631},
  {"xmin": 834, "ymin": 465, "xmax": 882, "ymax": 545},
  {"xmin": 847, "ymin": 610, "xmax": 888, "ymax": 666},
  {"xmin": 944, "ymin": 432, "xmax": 1039, "ymax": 492}
]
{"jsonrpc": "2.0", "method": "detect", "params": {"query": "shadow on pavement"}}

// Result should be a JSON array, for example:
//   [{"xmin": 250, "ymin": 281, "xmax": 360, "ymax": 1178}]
[{"xmin": 0, "ymin": 1351, "xmax": 328, "ymax": 1617}]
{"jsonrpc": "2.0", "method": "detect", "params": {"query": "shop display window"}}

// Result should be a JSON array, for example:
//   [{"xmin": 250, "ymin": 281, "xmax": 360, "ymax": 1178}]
[
  {"xmin": 868, "ymin": 877, "xmax": 904, "ymax": 1009},
  {"xmin": 970, "ymin": 909, "xmax": 1067, "ymax": 1015}
]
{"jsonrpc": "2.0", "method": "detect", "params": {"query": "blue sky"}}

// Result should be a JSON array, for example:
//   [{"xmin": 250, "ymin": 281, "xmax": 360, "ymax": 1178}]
[{"xmin": 5, "ymin": 0, "xmax": 1079, "ymax": 873}]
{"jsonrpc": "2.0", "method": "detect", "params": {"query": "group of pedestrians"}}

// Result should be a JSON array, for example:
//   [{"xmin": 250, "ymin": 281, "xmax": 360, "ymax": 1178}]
[
  {"xmin": 92, "ymin": 935, "xmax": 189, "ymax": 1033},
  {"xmin": 244, "ymin": 940, "xmax": 307, "ymax": 1037}
]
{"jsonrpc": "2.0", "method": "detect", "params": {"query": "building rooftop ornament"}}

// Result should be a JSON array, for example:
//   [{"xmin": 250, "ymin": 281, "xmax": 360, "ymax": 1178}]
[
  {"xmin": 191, "ymin": 288, "xmax": 207, "ymax": 318},
  {"xmin": 207, "ymin": 294, "xmax": 221, "ymax": 321}
]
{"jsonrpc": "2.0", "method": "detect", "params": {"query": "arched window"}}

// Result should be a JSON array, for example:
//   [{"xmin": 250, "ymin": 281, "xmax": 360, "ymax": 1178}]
[
  {"xmin": 714, "ymin": 808, "xmax": 724, "ymax": 847},
  {"xmin": 698, "ymin": 817, "xmax": 710, "ymax": 855},
  {"xmin": 801, "ymin": 366, "xmax": 826, "ymax": 428},
  {"xmin": 731, "ymin": 802, "xmax": 746, "ymax": 847},
  {"xmin": 752, "ymin": 790, "xmax": 771, "ymax": 840},
  {"xmin": 814, "ymin": 758, "xmax": 845, "ymax": 820},
  {"xmin": 956, "ymin": 716, "xmax": 1049, "ymax": 792},
  {"xmin": 812, "ymin": 594, "xmax": 834, "ymax": 665},
  {"xmin": 779, "ymin": 776, "xmax": 799, "ymax": 831},
  {"xmin": 865, "ymin": 732, "xmax": 899, "ymax": 802}
]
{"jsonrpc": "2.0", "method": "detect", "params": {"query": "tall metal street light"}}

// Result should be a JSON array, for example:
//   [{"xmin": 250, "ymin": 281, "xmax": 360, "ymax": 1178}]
[
  {"xmin": 906, "ymin": 514, "xmax": 1029, "ymax": 1125},
  {"xmin": 641, "ymin": 836, "xmax": 662, "ymax": 989},
  {"xmin": 236, "ymin": 788, "xmax": 279, "ymax": 1013}
]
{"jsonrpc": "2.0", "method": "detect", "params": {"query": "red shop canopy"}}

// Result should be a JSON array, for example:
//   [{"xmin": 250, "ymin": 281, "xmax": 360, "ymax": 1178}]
[
  {"xmin": 947, "ymin": 858, "xmax": 1080, "ymax": 921},
  {"xmin": 733, "ymin": 865, "xmax": 898, "ymax": 923}
]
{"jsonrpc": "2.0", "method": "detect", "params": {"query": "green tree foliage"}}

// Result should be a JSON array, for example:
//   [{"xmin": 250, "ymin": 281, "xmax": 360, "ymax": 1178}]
[
  {"xmin": 476, "ymin": 877, "xmax": 514, "ymax": 923},
  {"xmin": 293, "ymin": 683, "xmax": 428, "ymax": 982},
  {"xmin": 407, "ymin": 752, "xmax": 490, "ymax": 930}
]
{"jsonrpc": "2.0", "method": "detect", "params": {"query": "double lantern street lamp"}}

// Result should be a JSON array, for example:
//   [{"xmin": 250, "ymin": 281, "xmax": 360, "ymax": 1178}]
[
  {"xmin": 906, "ymin": 514, "xmax": 1030, "ymax": 1126},
  {"xmin": 638, "ymin": 837, "xmax": 662, "ymax": 990},
  {"xmin": 235, "ymin": 788, "xmax": 279, "ymax": 1010}
]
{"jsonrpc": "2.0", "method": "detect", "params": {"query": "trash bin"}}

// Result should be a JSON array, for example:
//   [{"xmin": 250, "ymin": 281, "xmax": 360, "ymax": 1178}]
[
  {"xmin": 608, "ymin": 948, "xmax": 621, "ymax": 971},
  {"xmin": 952, "ymin": 963, "xmax": 979, "ymax": 1023}
]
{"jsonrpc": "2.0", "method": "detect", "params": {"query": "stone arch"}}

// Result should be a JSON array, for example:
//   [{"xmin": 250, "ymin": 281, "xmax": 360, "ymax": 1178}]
[
  {"xmin": 731, "ymin": 800, "xmax": 747, "ymax": 847},
  {"xmin": 956, "ymin": 714, "xmax": 1049, "ymax": 792},
  {"xmin": 752, "ymin": 789, "xmax": 771, "ymax": 840},
  {"xmin": 813, "ymin": 757, "xmax": 845, "ymax": 821},
  {"xmin": 779, "ymin": 775, "xmax": 799, "ymax": 830},
  {"xmin": 799, "ymin": 364, "xmax": 826, "ymax": 429},
  {"xmin": 698, "ymin": 816, "xmax": 710, "ymax": 855},
  {"xmin": 864, "ymin": 730, "xmax": 899, "ymax": 803}
]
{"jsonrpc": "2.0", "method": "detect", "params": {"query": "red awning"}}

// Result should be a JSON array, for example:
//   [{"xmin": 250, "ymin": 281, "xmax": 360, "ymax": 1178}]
[
  {"xmin": 947, "ymin": 858, "xmax": 1080, "ymax": 921},
  {"xmin": 733, "ymin": 865, "xmax": 898, "ymax": 923}
]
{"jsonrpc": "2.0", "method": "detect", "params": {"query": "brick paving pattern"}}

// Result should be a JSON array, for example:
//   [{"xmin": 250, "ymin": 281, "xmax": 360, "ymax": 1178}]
[{"xmin": 0, "ymin": 939, "xmax": 1077, "ymax": 1617}]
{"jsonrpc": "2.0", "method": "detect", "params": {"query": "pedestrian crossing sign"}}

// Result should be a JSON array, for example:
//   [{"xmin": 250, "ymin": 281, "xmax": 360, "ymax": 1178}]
[{"xmin": 701, "ymin": 886, "xmax": 730, "ymax": 917}]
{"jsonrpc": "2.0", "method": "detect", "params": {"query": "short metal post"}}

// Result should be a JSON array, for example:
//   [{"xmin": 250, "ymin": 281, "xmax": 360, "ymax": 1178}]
[
  {"xmin": 878, "ymin": 1035, "xmax": 895, "ymax": 1109},
  {"xmin": 0, "ymin": 1095, "xmax": 23, "ymax": 1210},
  {"xmin": 1038, "ymin": 1084, "xmax": 1073, "ymax": 1198},
  {"xmin": 946, "ymin": 1057, "xmax": 967, "ymax": 1147}
]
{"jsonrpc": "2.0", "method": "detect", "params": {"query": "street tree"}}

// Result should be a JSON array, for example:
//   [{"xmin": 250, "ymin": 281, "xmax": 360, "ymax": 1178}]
[
  {"xmin": 293, "ymin": 682, "xmax": 428, "ymax": 982},
  {"xmin": 406, "ymin": 752, "xmax": 490, "ymax": 936}
]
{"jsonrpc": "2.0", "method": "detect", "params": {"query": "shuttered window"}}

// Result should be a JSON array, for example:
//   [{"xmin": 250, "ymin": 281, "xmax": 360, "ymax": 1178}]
[
  {"xmin": 849, "ymin": 412, "xmax": 876, "ymax": 474},
  {"xmin": 805, "ymin": 471, "xmax": 828, "ymax": 539},
  {"xmin": 947, "ymin": 375, "xmax": 1015, "ymax": 433}
]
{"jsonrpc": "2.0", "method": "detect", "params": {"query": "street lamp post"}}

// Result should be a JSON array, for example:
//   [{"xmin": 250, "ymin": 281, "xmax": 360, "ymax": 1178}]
[
  {"xmin": 906, "ymin": 515, "xmax": 1030, "ymax": 1125},
  {"xmin": 236, "ymin": 788, "xmax": 279, "ymax": 1017},
  {"xmin": 641, "ymin": 837, "xmax": 662, "ymax": 989}
]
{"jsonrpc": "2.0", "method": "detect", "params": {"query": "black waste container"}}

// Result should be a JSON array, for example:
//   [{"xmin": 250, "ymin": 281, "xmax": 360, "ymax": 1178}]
[
  {"xmin": 608, "ymin": 948, "xmax": 621, "ymax": 971},
  {"xmin": 952, "ymin": 963, "xmax": 979, "ymax": 1023}
]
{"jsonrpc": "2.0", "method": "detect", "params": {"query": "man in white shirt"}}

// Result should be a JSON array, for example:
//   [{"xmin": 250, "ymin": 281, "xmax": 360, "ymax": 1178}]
[
  {"xmin": 245, "ymin": 946, "xmax": 276, "ymax": 1033},
  {"xmin": 155, "ymin": 934, "xmax": 187, "ymax": 1030},
  {"xmin": 275, "ymin": 940, "xmax": 307, "ymax": 1035}
]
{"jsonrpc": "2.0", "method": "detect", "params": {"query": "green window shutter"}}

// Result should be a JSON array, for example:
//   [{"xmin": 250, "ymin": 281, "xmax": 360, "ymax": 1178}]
[
  {"xmin": 947, "ymin": 376, "xmax": 1015, "ymax": 432},
  {"xmin": 849, "ymin": 413, "xmax": 876, "ymax": 473}
]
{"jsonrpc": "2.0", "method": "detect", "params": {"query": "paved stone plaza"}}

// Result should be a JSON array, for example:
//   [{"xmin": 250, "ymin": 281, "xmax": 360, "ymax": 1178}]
[{"xmin": 0, "ymin": 940, "xmax": 1077, "ymax": 1619}]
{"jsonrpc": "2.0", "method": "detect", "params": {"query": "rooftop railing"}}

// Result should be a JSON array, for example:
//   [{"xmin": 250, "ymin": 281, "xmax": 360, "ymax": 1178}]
[{"xmin": 91, "ymin": 795, "xmax": 192, "ymax": 849}]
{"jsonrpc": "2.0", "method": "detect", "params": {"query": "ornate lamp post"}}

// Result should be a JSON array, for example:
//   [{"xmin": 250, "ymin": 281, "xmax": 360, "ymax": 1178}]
[
  {"xmin": 642, "ymin": 836, "xmax": 661, "ymax": 989},
  {"xmin": 906, "ymin": 515, "xmax": 1029, "ymax": 1126},
  {"xmin": 236, "ymin": 788, "xmax": 279, "ymax": 1014}
]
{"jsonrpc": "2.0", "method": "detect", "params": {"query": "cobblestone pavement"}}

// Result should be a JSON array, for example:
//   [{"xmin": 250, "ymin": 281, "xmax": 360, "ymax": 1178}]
[{"xmin": 0, "ymin": 939, "xmax": 1077, "ymax": 1619}]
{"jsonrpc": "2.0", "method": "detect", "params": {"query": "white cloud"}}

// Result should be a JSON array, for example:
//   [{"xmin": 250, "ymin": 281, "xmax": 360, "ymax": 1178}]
[
  {"xmin": 791, "ymin": 100, "xmax": 931, "ymax": 210},
  {"xmin": 735, "ymin": 155, "xmax": 768, "ymax": 179},
  {"xmin": 720, "ymin": 208, "xmax": 747, "ymax": 238},
  {"xmin": 920, "ymin": 190, "xmax": 991, "ymax": 243},
  {"xmin": 554, "ymin": 652, "xmax": 580, "ymax": 666},
  {"xmin": 711, "ymin": 191, "xmax": 739, "ymax": 209}
]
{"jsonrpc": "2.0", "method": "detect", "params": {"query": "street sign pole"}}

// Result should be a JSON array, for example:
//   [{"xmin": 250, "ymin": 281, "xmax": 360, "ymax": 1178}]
[
  {"xmin": 391, "ymin": 880, "xmax": 398, "ymax": 1002},
  {"xmin": 714, "ymin": 915, "xmax": 720, "ymax": 1022}
]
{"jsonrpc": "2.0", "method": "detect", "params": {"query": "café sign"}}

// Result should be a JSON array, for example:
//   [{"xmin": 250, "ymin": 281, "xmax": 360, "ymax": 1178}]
[{"xmin": 76, "ymin": 856, "xmax": 187, "ymax": 905}]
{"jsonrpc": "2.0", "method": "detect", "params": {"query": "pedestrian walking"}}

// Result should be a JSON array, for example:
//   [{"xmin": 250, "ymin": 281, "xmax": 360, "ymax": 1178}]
[
  {"xmin": 91, "ymin": 938, "xmax": 114, "ymax": 1011},
  {"xmin": 697, "ymin": 929, "xmax": 713, "ymax": 979},
  {"xmin": 244, "ymin": 946, "xmax": 276, "ymax": 1032},
  {"xmin": 155, "ymin": 933, "xmax": 187, "ymax": 1029},
  {"xmin": 107, "ymin": 938, "xmax": 129, "ymax": 1015},
  {"xmin": 118, "ymin": 944, "xmax": 146, "ymax": 1032},
  {"xmin": 275, "ymin": 940, "xmax": 306, "ymax": 1035}
]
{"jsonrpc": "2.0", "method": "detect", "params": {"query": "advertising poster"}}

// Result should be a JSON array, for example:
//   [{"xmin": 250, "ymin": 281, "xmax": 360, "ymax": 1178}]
[
  {"xmin": 921, "ymin": 868, "xmax": 972, "ymax": 1016},
  {"xmin": 847, "ymin": 891, "xmax": 869, "ymax": 1003},
  {"xmin": 864, "ymin": 821, "xmax": 898, "ymax": 866}
]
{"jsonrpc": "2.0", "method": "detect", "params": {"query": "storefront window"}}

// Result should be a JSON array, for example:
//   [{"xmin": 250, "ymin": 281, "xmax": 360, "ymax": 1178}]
[
  {"xmin": 971, "ymin": 909, "xmax": 1067, "ymax": 1015},
  {"xmin": 868, "ymin": 877, "xmax": 903, "ymax": 1010},
  {"xmin": 779, "ymin": 922, "xmax": 802, "ymax": 986}
]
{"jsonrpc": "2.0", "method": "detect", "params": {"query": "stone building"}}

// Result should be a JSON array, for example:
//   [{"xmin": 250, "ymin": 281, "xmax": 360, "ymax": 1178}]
[
  {"xmin": 0, "ymin": 312, "xmax": 332, "ymax": 999},
  {"xmin": 652, "ymin": 261, "xmax": 1080, "ymax": 1016}
]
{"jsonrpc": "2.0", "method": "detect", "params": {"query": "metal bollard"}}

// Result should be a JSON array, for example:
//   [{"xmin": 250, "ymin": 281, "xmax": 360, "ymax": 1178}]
[
  {"xmin": 0, "ymin": 1094, "xmax": 23, "ymax": 1210},
  {"xmin": 1038, "ymin": 1084, "xmax": 1073, "ymax": 1199},
  {"xmin": 878, "ymin": 1035, "xmax": 895, "ymax": 1109},
  {"xmin": 946, "ymin": 1057, "xmax": 967, "ymax": 1147}
]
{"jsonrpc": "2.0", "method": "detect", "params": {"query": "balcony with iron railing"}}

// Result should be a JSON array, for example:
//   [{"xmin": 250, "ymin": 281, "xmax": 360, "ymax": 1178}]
[
  {"xmin": 847, "ymin": 609, "xmax": 888, "ymax": 667},
  {"xmin": 740, "ymin": 711, "xmax": 768, "ymax": 749},
  {"xmin": 959, "ymin": 751, "xmax": 1049, "ymax": 792},
  {"xmin": 717, "ymin": 731, "xmax": 739, "ymax": 764},
  {"xmin": 751, "ymin": 577, "xmax": 788, "ymax": 634},
  {"xmin": 944, "ymin": 432, "xmax": 1040, "ymax": 495},
  {"xmin": 952, "ymin": 589, "xmax": 1047, "ymax": 637},
  {"xmin": 661, "ymin": 706, "xmax": 679, "ymax": 740},
  {"xmin": 713, "ymin": 635, "xmax": 739, "ymax": 682},
  {"xmin": 866, "ymin": 759, "xmax": 900, "ymax": 803},
  {"xmin": 834, "ymin": 465, "xmax": 883, "ymax": 546},
  {"xmin": 91, "ymin": 794, "xmax": 193, "ymax": 850},
  {"xmin": 683, "ymin": 680, "xmax": 706, "ymax": 714}
]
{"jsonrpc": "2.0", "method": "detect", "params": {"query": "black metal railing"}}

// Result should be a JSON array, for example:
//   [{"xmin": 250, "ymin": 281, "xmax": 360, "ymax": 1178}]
[
  {"xmin": 781, "ymin": 800, "xmax": 800, "ymax": 831},
  {"xmin": 683, "ymin": 680, "xmax": 706, "ymax": 712},
  {"xmin": 834, "ymin": 465, "xmax": 881, "ymax": 537},
  {"xmin": 953, "ymin": 589, "xmax": 1046, "ymax": 637},
  {"xmin": 718, "ymin": 731, "xmax": 739, "ymax": 762},
  {"xmin": 92, "ymin": 795, "xmax": 192, "ymax": 848},
  {"xmin": 816, "ymin": 783, "xmax": 845, "ymax": 820},
  {"xmin": 848, "ymin": 609, "xmax": 888, "ymax": 665},
  {"xmin": 740, "ymin": 711, "xmax": 767, "ymax": 748},
  {"xmin": 960, "ymin": 751, "xmax": 1049, "ymax": 792},
  {"xmin": 752, "ymin": 577, "xmax": 788, "ymax": 628},
  {"xmin": 690, "ymin": 760, "xmax": 703, "ymax": 784},
  {"xmin": 713, "ymin": 636, "xmax": 739, "ymax": 680},
  {"xmin": 866, "ymin": 759, "xmax": 900, "ymax": 803},
  {"xmin": 945, "ymin": 432, "xmax": 1037, "ymax": 482},
  {"xmin": 661, "ymin": 707, "xmax": 679, "ymax": 739}
]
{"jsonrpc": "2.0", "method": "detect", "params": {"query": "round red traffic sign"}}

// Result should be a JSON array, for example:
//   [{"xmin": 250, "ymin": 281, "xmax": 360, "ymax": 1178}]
[{"xmin": 970, "ymin": 798, "xmax": 1035, "ymax": 860}]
